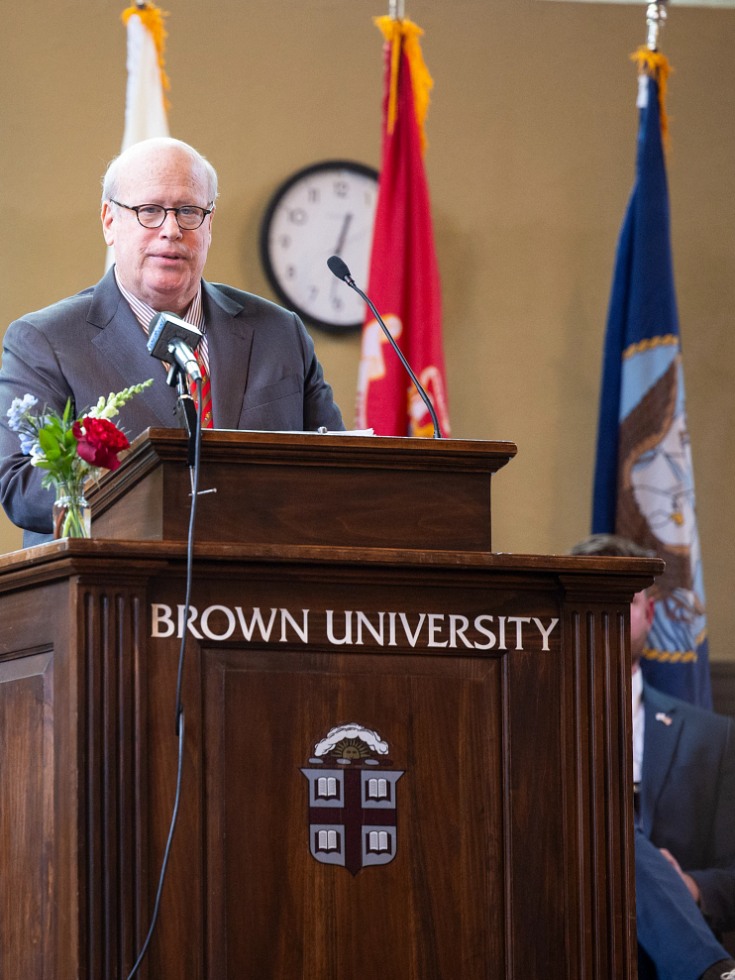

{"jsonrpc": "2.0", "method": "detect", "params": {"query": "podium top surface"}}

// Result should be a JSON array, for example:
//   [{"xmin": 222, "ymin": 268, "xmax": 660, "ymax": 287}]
[
  {"xmin": 0, "ymin": 534, "xmax": 663, "ymax": 598},
  {"xmin": 115, "ymin": 427, "xmax": 518, "ymax": 469}
]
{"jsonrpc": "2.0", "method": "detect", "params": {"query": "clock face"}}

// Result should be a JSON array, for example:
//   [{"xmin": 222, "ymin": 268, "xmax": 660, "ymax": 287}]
[{"xmin": 260, "ymin": 160, "xmax": 379, "ymax": 332}]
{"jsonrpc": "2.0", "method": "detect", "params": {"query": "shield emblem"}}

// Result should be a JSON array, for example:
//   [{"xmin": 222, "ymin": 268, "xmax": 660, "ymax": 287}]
[{"xmin": 301, "ymin": 723, "xmax": 404, "ymax": 876}]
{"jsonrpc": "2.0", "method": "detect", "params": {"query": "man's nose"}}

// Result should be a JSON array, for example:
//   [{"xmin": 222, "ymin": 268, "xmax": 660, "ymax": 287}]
[{"xmin": 159, "ymin": 210, "xmax": 182, "ymax": 236}]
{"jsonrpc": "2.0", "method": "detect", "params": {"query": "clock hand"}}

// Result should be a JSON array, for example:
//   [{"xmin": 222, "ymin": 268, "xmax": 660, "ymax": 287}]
[
  {"xmin": 333, "ymin": 213, "xmax": 353, "ymax": 256},
  {"xmin": 330, "ymin": 214, "xmax": 355, "ymax": 299}
]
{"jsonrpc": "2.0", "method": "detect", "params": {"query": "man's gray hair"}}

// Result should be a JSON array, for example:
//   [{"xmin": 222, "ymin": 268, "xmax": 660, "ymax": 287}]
[
  {"xmin": 569, "ymin": 533, "xmax": 657, "ymax": 560},
  {"xmin": 101, "ymin": 137, "xmax": 219, "ymax": 205}
]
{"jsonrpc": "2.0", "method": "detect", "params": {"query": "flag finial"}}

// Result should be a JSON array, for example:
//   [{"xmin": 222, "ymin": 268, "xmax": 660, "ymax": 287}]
[
  {"xmin": 646, "ymin": 1, "xmax": 668, "ymax": 52},
  {"xmin": 632, "ymin": 0, "xmax": 673, "ymax": 150}
]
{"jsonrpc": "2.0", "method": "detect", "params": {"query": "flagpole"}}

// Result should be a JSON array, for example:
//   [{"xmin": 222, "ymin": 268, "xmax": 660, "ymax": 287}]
[
  {"xmin": 388, "ymin": 0, "xmax": 405, "ymax": 20},
  {"xmin": 645, "ymin": 1, "xmax": 668, "ymax": 51}
]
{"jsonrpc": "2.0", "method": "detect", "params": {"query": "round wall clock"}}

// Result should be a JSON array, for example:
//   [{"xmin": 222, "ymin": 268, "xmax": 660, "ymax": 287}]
[{"xmin": 260, "ymin": 160, "xmax": 379, "ymax": 332}]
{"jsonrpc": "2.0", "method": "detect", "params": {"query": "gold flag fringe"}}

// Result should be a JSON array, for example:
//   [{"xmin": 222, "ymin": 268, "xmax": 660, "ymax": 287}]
[
  {"xmin": 630, "ymin": 46, "xmax": 672, "ymax": 150},
  {"xmin": 122, "ymin": 3, "xmax": 171, "ymax": 107},
  {"xmin": 374, "ymin": 15, "xmax": 434, "ymax": 155}
]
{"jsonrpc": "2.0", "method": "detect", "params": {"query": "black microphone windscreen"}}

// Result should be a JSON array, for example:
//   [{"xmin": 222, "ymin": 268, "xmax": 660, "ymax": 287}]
[
  {"xmin": 147, "ymin": 312, "xmax": 203, "ymax": 362},
  {"xmin": 327, "ymin": 255, "xmax": 351, "ymax": 282}
]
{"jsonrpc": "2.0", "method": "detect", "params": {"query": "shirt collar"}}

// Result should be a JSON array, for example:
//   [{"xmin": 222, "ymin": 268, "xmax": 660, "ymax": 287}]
[
  {"xmin": 632, "ymin": 666, "xmax": 643, "ymax": 712},
  {"xmin": 114, "ymin": 269, "xmax": 205, "ymax": 334}
]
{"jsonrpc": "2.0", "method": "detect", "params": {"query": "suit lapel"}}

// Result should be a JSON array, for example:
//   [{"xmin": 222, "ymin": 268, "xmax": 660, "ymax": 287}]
[
  {"xmin": 640, "ymin": 684, "xmax": 684, "ymax": 834},
  {"xmin": 85, "ymin": 272, "xmax": 256, "ymax": 431},
  {"xmin": 87, "ymin": 269, "xmax": 190, "ymax": 427},
  {"xmin": 202, "ymin": 281, "xmax": 255, "ymax": 430}
]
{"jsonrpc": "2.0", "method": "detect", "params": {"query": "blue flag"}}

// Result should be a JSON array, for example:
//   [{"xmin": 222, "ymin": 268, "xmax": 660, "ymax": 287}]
[{"xmin": 592, "ymin": 71, "xmax": 711, "ymax": 708}]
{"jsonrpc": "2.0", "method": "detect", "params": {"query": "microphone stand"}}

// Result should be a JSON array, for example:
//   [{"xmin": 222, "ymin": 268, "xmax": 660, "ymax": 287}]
[
  {"xmin": 356, "ymin": 285, "xmax": 443, "ymax": 439},
  {"xmin": 327, "ymin": 255, "xmax": 443, "ymax": 439},
  {"xmin": 167, "ymin": 364, "xmax": 198, "ymax": 467}
]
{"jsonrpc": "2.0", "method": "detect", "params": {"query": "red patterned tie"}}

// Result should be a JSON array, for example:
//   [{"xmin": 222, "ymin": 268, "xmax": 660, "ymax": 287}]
[{"xmin": 192, "ymin": 348, "xmax": 213, "ymax": 428}]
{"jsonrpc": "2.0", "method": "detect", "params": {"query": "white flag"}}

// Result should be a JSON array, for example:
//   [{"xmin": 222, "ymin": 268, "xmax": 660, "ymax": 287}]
[
  {"xmin": 107, "ymin": 5, "xmax": 170, "ymax": 268},
  {"xmin": 121, "ymin": 10, "xmax": 169, "ymax": 150}
]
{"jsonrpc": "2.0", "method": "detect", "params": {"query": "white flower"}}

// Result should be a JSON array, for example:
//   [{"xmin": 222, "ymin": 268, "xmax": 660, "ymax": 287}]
[{"xmin": 87, "ymin": 381, "xmax": 153, "ymax": 421}]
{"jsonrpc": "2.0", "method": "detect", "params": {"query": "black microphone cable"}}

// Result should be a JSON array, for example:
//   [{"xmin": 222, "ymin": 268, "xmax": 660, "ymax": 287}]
[{"xmin": 126, "ymin": 375, "xmax": 204, "ymax": 979}]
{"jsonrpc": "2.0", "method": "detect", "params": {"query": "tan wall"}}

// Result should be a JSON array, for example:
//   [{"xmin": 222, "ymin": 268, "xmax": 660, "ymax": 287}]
[{"xmin": 2, "ymin": 0, "xmax": 734, "ymax": 660}]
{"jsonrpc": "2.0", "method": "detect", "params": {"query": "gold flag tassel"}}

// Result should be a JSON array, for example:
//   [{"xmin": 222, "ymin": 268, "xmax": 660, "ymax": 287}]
[
  {"xmin": 374, "ymin": 15, "xmax": 434, "ymax": 155},
  {"xmin": 121, "ymin": 2, "xmax": 171, "ymax": 108},
  {"xmin": 630, "ymin": 47, "xmax": 672, "ymax": 149}
]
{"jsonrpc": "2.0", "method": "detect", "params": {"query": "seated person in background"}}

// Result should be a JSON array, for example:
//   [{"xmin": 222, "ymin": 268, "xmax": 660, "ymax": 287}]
[
  {"xmin": 0, "ymin": 137, "xmax": 344, "ymax": 547},
  {"xmin": 571, "ymin": 534, "xmax": 735, "ymax": 980}
]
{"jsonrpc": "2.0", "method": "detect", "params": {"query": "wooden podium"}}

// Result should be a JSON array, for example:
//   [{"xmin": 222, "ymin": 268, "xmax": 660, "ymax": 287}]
[{"xmin": 0, "ymin": 430, "xmax": 661, "ymax": 979}]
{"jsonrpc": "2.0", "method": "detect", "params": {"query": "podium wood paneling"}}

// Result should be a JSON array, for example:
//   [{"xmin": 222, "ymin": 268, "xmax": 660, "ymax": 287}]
[
  {"xmin": 87, "ymin": 428, "xmax": 518, "ymax": 551},
  {"xmin": 0, "ymin": 431, "xmax": 661, "ymax": 979}
]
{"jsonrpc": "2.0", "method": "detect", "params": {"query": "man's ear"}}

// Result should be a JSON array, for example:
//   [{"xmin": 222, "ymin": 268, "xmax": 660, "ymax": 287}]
[
  {"xmin": 645, "ymin": 595, "xmax": 656, "ymax": 629},
  {"xmin": 101, "ymin": 202, "xmax": 114, "ymax": 246}
]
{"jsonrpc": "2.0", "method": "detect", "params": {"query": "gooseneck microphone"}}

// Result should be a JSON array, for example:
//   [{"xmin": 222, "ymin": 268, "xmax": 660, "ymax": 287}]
[
  {"xmin": 147, "ymin": 312, "xmax": 203, "ymax": 384},
  {"xmin": 147, "ymin": 311, "xmax": 204, "ymax": 464},
  {"xmin": 327, "ymin": 255, "xmax": 443, "ymax": 439}
]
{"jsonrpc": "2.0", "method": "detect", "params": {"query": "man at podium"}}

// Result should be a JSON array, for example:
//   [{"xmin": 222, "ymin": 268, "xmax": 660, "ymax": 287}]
[{"xmin": 0, "ymin": 137, "xmax": 344, "ymax": 546}]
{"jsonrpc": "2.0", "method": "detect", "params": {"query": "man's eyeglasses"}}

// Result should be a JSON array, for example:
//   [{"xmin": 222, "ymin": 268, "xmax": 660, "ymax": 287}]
[{"xmin": 110, "ymin": 200, "xmax": 214, "ymax": 230}]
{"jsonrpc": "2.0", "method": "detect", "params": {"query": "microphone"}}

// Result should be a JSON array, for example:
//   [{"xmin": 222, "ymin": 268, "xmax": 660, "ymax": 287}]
[
  {"xmin": 327, "ymin": 256, "xmax": 443, "ymax": 438},
  {"xmin": 147, "ymin": 312, "xmax": 203, "ymax": 383}
]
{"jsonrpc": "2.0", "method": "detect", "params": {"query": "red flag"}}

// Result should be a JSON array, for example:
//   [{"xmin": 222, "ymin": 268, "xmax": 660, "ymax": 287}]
[{"xmin": 355, "ymin": 17, "xmax": 450, "ymax": 437}]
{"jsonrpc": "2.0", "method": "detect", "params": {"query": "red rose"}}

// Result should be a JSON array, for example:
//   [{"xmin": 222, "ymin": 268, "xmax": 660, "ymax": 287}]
[{"xmin": 73, "ymin": 417, "xmax": 130, "ymax": 471}]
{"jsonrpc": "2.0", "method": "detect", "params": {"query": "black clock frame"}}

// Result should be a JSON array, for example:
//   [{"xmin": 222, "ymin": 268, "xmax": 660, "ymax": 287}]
[{"xmin": 259, "ymin": 159, "xmax": 379, "ymax": 333}]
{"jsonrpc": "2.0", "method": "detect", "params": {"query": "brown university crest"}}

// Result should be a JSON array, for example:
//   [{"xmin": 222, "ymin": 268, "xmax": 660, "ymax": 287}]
[{"xmin": 301, "ymin": 723, "xmax": 404, "ymax": 876}]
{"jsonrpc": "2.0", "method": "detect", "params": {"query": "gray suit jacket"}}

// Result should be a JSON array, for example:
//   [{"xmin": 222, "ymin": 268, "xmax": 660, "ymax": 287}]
[{"xmin": 0, "ymin": 268, "xmax": 344, "ymax": 545}]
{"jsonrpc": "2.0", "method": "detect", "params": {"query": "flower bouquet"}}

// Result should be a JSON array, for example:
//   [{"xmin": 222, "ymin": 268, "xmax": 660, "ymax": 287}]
[{"xmin": 7, "ymin": 380, "xmax": 153, "ymax": 538}]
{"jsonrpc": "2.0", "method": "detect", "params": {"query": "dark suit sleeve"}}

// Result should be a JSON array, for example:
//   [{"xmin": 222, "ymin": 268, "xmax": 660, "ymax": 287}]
[
  {"xmin": 636, "ymin": 829, "xmax": 732, "ymax": 976},
  {"xmin": 688, "ymin": 716, "xmax": 735, "ymax": 933},
  {"xmin": 297, "ymin": 314, "xmax": 345, "ymax": 432},
  {"xmin": 0, "ymin": 316, "xmax": 73, "ymax": 534},
  {"xmin": 232, "ymin": 304, "xmax": 344, "ymax": 433}
]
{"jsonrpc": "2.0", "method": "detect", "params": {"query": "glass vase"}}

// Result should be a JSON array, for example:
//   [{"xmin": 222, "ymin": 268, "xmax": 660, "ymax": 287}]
[{"xmin": 52, "ymin": 489, "xmax": 91, "ymax": 539}]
